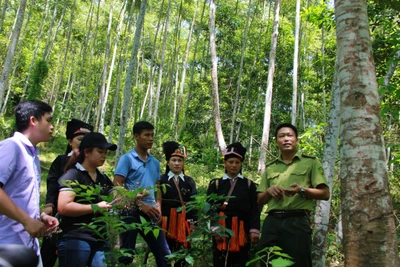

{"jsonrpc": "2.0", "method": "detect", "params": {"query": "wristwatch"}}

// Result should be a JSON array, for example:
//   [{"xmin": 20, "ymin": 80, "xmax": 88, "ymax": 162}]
[{"xmin": 299, "ymin": 186, "xmax": 307, "ymax": 198}]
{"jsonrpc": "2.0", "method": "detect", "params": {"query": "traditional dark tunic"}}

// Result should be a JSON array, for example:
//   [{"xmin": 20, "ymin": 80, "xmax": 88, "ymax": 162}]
[{"xmin": 207, "ymin": 175, "xmax": 261, "ymax": 267}]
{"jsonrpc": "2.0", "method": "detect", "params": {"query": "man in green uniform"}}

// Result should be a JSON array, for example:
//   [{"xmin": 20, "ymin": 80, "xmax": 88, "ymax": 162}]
[{"xmin": 257, "ymin": 123, "xmax": 330, "ymax": 267}]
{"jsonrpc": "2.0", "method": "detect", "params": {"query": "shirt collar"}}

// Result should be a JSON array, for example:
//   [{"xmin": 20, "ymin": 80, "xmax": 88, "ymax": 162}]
[
  {"xmin": 167, "ymin": 171, "xmax": 185, "ymax": 182},
  {"xmin": 278, "ymin": 150, "xmax": 301, "ymax": 163},
  {"xmin": 14, "ymin": 132, "xmax": 39, "ymax": 156},
  {"xmin": 75, "ymin": 162, "xmax": 86, "ymax": 171},
  {"xmin": 222, "ymin": 173, "xmax": 244, "ymax": 180}
]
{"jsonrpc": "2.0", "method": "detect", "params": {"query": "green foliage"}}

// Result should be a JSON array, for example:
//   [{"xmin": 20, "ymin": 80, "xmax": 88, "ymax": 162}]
[
  {"xmin": 246, "ymin": 246, "xmax": 294, "ymax": 267},
  {"xmin": 27, "ymin": 60, "xmax": 49, "ymax": 100},
  {"xmin": 65, "ymin": 181, "xmax": 161, "ymax": 266}
]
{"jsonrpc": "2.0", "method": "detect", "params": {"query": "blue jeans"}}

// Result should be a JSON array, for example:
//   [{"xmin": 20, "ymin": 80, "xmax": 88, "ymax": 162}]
[
  {"xmin": 119, "ymin": 210, "xmax": 171, "ymax": 266},
  {"xmin": 57, "ymin": 238, "xmax": 108, "ymax": 267}
]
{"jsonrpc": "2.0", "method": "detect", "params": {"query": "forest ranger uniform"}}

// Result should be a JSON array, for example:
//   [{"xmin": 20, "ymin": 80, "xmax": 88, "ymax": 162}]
[{"xmin": 257, "ymin": 151, "xmax": 328, "ymax": 267}]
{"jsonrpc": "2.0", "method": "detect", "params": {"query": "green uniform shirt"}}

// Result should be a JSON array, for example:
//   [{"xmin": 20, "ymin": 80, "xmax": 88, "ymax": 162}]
[{"xmin": 257, "ymin": 151, "xmax": 328, "ymax": 212}]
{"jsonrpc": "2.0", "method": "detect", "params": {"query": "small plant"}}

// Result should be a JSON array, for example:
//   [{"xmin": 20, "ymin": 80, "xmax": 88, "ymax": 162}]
[
  {"xmin": 67, "ymin": 181, "xmax": 161, "ymax": 266},
  {"xmin": 246, "ymin": 246, "xmax": 294, "ymax": 267}
]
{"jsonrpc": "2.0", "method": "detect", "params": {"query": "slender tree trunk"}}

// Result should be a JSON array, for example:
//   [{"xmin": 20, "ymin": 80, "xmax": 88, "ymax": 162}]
[
  {"xmin": 379, "ymin": 49, "xmax": 400, "ymax": 102},
  {"xmin": 291, "ymin": 0, "xmax": 300, "ymax": 125},
  {"xmin": 229, "ymin": 0, "xmax": 252, "ymax": 144},
  {"xmin": 99, "ymin": 2, "xmax": 116, "ymax": 133},
  {"xmin": 153, "ymin": 0, "xmax": 172, "ymax": 126},
  {"xmin": 42, "ymin": 0, "xmax": 59, "ymax": 61},
  {"xmin": 22, "ymin": 0, "xmax": 50, "ymax": 98},
  {"xmin": 143, "ymin": 0, "xmax": 164, "ymax": 119},
  {"xmin": 116, "ymin": 0, "xmax": 147, "ymax": 164},
  {"xmin": 209, "ymin": 0, "xmax": 226, "ymax": 152},
  {"xmin": 312, "ymin": 56, "xmax": 339, "ymax": 267},
  {"xmin": 335, "ymin": 0, "xmax": 399, "ymax": 265},
  {"xmin": 53, "ymin": 0, "xmax": 76, "ymax": 114},
  {"xmin": 0, "ymin": 0, "xmax": 27, "ymax": 112},
  {"xmin": 180, "ymin": 0, "xmax": 207, "ymax": 136},
  {"xmin": 258, "ymin": 0, "xmax": 280, "ymax": 173},
  {"xmin": 0, "ymin": 0, "xmax": 9, "ymax": 32},
  {"xmin": 174, "ymin": 0, "xmax": 197, "ymax": 138}
]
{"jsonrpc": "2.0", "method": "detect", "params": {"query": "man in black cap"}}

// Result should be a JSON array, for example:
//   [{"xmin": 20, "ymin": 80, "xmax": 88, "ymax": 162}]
[{"xmin": 41, "ymin": 118, "xmax": 93, "ymax": 267}]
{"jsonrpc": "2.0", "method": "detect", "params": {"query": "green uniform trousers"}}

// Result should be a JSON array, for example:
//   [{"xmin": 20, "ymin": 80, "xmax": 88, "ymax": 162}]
[{"xmin": 258, "ymin": 215, "xmax": 312, "ymax": 267}]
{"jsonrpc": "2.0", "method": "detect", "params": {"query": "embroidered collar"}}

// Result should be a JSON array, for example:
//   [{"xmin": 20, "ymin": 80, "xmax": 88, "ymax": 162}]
[
  {"xmin": 222, "ymin": 173, "xmax": 244, "ymax": 180},
  {"xmin": 167, "ymin": 171, "xmax": 185, "ymax": 182}
]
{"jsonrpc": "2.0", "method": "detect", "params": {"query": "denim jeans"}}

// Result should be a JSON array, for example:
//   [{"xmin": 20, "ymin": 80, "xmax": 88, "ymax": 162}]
[
  {"xmin": 57, "ymin": 238, "xmax": 108, "ymax": 267},
  {"xmin": 119, "ymin": 210, "xmax": 171, "ymax": 266}
]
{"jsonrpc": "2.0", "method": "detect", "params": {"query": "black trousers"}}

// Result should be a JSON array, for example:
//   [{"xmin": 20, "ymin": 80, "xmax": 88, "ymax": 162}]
[{"xmin": 258, "ymin": 215, "xmax": 312, "ymax": 267}]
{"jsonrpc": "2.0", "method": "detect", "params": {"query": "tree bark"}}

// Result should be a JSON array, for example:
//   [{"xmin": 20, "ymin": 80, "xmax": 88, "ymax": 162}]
[
  {"xmin": 335, "ymin": 0, "xmax": 400, "ymax": 265},
  {"xmin": 209, "ymin": 0, "xmax": 226, "ymax": 153},
  {"xmin": 291, "ymin": 0, "xmax": 300, "ymax": 125},
  {"xmin": 152, "ymin": 0, "xmax": 172, "ymax": 126},
  {"xmin": 0, "ymin": 0, "xmax": 27, "ymax": 112},
  {"xmin": 229, "ymin": 0, "xmax": 252, "ymax": 144},
  {"xmin": 312, "ymin": 56, "xmax": 339, "ymax": 267},
  {"xmin": 115, "ymin": 0, "xmax": 147, "ymax": 164},
  {"xmin": 258, "ymin": 0, "xmax": 280, "ymax": 173}
]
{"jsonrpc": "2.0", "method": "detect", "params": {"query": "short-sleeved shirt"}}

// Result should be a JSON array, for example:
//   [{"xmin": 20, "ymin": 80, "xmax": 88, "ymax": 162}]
[
  {"xmin": 58, "ymin": 163, "xmax": 114, "ymax": 242},
  {"xmin": 257, "ymin": 151, "xmax": 328, "ymax": 212},
  {"xmin": 0, "ymin": 132, "xmax": 41, "ymax": 255},
  {"xmin": 115, "ymin": 148, "xmax": 160, "ymax": 206}
]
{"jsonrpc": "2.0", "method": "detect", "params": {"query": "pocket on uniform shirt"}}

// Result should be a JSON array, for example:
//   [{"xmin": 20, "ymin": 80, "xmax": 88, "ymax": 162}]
[
  {"xmin": 267, "ymin": 173, "xmax": 280, "ymax": 186},
  {"xmin": 289, "ymin": 168, "xmax": 308, "ymax": 184}
]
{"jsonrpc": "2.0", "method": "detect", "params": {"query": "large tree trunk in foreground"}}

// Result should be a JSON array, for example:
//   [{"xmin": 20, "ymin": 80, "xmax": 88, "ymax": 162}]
[{"xmin": 335, "ymin": 0, "xmax": 399, "ymax": 266}]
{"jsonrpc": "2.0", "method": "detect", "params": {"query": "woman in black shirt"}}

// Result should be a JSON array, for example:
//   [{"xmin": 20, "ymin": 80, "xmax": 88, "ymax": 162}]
[{"xmin": 57, "ymin": 132, "xmax": 116, "ymax": 267}]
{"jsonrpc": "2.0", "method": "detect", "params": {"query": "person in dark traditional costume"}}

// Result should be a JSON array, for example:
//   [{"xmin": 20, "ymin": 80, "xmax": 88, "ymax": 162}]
[
  {"xmin": 160, "ymin": 141, "xmax": 197, "ymax": 267},
  {"xmin": 207, "ymin": 142, "xmax": 260, "ymax": 267}
]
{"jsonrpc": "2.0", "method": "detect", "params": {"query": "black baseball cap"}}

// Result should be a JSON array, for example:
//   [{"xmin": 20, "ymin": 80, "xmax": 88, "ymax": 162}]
[{"xmin": 79, "ymin": 132, "xmax": 117, "ymax": 151}]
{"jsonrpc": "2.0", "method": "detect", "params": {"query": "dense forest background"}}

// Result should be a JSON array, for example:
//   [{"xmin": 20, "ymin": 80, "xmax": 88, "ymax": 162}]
[{"xmin": 0, "ymin": 0, "xmax": 399, "ymax": 265}]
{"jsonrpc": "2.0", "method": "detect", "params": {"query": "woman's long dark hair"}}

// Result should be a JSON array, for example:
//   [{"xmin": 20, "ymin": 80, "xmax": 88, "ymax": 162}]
[{"xmin": 63, "ymin": 147, "xmax": 94, "ymax": 173}]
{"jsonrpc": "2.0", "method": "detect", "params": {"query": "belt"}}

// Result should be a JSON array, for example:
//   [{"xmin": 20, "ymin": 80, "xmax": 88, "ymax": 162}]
[{"xmin": 268, "ymin": 210, "xmax": 310, "ymax": 219}]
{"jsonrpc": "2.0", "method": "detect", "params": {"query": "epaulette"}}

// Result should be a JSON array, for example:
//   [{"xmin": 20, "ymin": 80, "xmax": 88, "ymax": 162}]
[
  {"xmin": 265, "ymin": 158, "xmax": 279, "ymax": 167},
  {"xmin": 302, "ymin": 153, "xmax": 316, "ymax": 159}
]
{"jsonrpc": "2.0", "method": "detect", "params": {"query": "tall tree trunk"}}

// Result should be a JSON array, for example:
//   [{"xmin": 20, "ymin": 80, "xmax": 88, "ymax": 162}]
[
  {"xmin": 115, "ymin": 0, "xmax": 147, "ymax": 164},
  {"xmin": 229, "ymin": 0, "xmax": 252, "ymax": 144},
  {"xmin": 335, "ymin": 0, "xmax": 399, "ymax": 265},
  {"xmin": 22, "ymin": 0, "xmax": 50, "ymax": 98},
  {"xmin": 209, "ymin": 0, "xmax": 226, "ymax": 152},
  {"xmin": 98, "ymin": 2, "xmax": 115, "ymax": 133},
  {"xmin": 174, "ymin": 0, "xmax": 198, "ymax": 138},
  {"xmin": 53, "ymin": 0, "xmax": 76, "ymax": 114},
  {"xmin": 0, "ymin": 0, "xmax": 27, "ymax": 112},
  {"xmin": 258, "ymin": 0, "xmax": 280, "ymax": 173},
  {"xmin": 180, "ymin": 0, "xmax": 207, "ymax": 136},
  {"xmin": 0, "ymin": 0, "xmax": 9, "ymax": 32},
  {"xmin": 152, "ymin": 0, "xmax": 172, "ymax": 126},
  {"xmin": 312, "ymin": 56, "xmax": 339, "ymax": 267},
  {"xmin": 291, "ymin": 0, "xmax": 300, "ymax": 125},
  {"xmin": 42, "ymin": 0, "xmax": 59, "ymax": 61},
  {"xmin": 379, "ymin": 49, "xmax": 400, "ymax": 102},
  {"xmin": 143, "ymin": 0, "xmax": 164, "ymax": 119}
]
